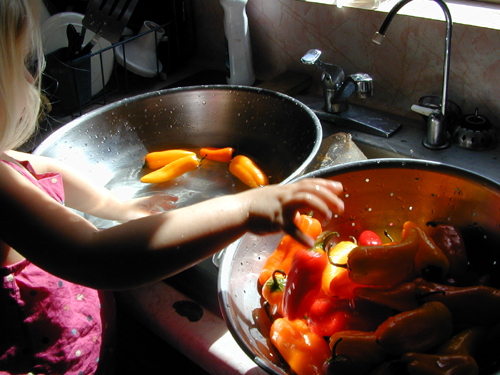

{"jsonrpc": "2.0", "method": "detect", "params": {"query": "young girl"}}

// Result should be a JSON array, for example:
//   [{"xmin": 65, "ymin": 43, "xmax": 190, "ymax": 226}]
[{"xmin": 0, "ymin": 1, "xmax": 345, "ymax": 374}]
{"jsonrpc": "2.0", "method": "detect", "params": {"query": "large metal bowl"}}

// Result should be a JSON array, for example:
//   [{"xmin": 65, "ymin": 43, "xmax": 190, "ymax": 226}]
[
  {"xmin": 34, "ymin": 85, "xmax": 322, "ymax": 227},
  {"xmin": 218, "ymin": 158, "xmax": 500, "ymax": 375}
]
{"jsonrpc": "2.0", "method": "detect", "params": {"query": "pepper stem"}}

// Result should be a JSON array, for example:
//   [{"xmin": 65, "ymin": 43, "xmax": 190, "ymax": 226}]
[
  {"xmin": 384, "ymin": 230, "xmax": 395, "ymax": 242},
  {"xmin": 331, "ymin": 263, "xmax": 348, "ymax": 269}
]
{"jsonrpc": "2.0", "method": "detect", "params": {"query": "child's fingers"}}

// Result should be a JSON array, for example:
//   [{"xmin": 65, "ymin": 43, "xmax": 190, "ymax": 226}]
[
  {"xmin": 285, "ymin": 222, "xmax": 316, "ymax": 248},
  {"xmin": 287, "ymin": 180, "xmax": 344, "ymax": 223}
]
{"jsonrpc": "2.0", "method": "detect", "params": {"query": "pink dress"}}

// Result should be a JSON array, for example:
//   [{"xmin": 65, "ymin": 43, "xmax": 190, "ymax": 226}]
[{"xmin": 0, "ymin": 158, "xmax": 115, "ymax": 375}]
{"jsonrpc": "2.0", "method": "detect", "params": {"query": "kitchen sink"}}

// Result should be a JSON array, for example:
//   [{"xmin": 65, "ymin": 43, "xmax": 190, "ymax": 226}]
[{"xmin": 355, "ymin": 141, "xmax": 406, "ymax": 159}]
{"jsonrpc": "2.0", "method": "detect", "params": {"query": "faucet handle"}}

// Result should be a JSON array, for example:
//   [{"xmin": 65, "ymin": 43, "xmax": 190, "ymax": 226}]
[
  {"xmin": 350, "ymin": 73, "xmax": 373, "ymax": 98},
  {"xmin": 301, "ymin": 49, "xmax": 323, "ymax": 65},
  {"xmin": 301, "ymin": 49, "xmax": 345, "ymax": 85}
]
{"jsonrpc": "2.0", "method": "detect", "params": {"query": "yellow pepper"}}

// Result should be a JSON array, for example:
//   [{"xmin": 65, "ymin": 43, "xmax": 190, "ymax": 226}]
[
  {"xmin": 322, "ymin": 241, "xmax": 357, "ymax": 296},
  {"xmin": 270, "ymin": 318, "xmax": 331, "ymax": 375},
  {"xmin": 229, "ymin": 155, "xmax": 269, "ymax": 188},
  {"xmin": 145, "ymin": 149, "xmax": 196, "ymax": 169},
  {"xmin": 140, "ymin": 154, "xmax": 200, "ymax": 184}
]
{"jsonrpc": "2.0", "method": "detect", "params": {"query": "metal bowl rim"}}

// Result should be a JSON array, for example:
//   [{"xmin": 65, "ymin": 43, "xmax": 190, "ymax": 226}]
[{"xmin": 218, "ymin": 157, "xmax": 500, "ymax": 373}]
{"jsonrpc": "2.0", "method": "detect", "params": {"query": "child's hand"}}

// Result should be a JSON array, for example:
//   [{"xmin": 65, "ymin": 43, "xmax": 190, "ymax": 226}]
[
  {"xmin": 241, "ymin": 178, "xmax": 344, "ymax": 247},
  {"xmin": 121, "ymin": 193, "xmax": 178, "ymax": 221}
]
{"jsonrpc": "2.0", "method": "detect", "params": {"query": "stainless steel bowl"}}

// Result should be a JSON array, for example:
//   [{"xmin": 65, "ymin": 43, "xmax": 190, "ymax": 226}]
[
  {"xmin": 34, "ymin": 85, "xmax": 322, "ymax": 227},
  {"xmin": 218, "ymin": 158, "xmax": 500, "ymax": 375}
]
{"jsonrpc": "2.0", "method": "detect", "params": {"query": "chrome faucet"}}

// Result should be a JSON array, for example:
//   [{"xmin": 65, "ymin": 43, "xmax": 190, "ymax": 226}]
[
  {"xmin": 373, "ymin": 0, "xmax": 453, "ymax": 149},
  {"xmin": 300, "ymin": 49, "xmax": 401, "ymax": 138},
  {"xmin": 301, "ymin": 49, "xmax": 373, "ymax": 113}
]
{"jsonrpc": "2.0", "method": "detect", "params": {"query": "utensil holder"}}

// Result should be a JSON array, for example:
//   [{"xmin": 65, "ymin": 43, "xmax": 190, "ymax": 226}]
[{"xmin": 43, "ymin": 47, "xmax": 92, "ymax": 113}]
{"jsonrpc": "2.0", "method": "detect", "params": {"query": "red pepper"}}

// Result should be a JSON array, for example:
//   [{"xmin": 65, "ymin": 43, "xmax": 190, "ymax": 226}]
[
  {"xmin": 430, "ymin": 224, "xmax": 468, "ymax": 281},
  {"xmin": 258, "ymin": 214, "xmax": 322, "ymax": 286},
  {"xmin": 358, "ymin": 230, "xmax": 382, "ymax": 246},
  {"xmin": 307, "ymin": 298, "xmax": 393, "ymax": 337},
  {"xmin": 283, "ymin": 248, "xmax": 328, "ymax": 321}
]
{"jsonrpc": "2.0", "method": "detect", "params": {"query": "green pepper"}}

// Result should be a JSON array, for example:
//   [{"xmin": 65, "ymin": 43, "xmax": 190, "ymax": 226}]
[
  {"xmin": 415, "ymin": 278, "xmax": 500, "ymax": 328},
  {"xmin": 375, "ymin": 301, "xmax": 453, "ymax": 356},
  {"xmin": 335, "ymin": 226, "xmax": 420, "ymax": 287},
  {"xmin": 435, "ymin": 327, "xmax": 486, "ymax": 357},
  {"xmin": 402, "ymin": 353, "xmax": 479, "ymax": 375},
  {"xmin": 329, "ymin": 331, "xmax": 387, "ymax": 365},
  {"xmin": 323, "ymin": 336, "xmax": 381, "ymax": 375},
  {"xmin": 354, "ymin": 282, "xmax": 422, "ymax": 312}
]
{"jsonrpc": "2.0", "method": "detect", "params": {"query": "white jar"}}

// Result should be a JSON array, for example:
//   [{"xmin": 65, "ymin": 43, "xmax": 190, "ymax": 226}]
[{"xmin": 220, "ymin": 0, "xmax": 255, "ymax": 85}]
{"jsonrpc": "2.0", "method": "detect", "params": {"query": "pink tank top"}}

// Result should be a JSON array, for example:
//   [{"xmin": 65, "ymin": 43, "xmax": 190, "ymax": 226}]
[{"xmin": 0, "ymin": 157, "xmax": 115, "ymax": 375}]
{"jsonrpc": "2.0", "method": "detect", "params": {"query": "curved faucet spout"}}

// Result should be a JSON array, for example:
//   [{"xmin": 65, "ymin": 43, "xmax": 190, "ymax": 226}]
[{"xmin": 373, "ymin": 0, "xmax": 453, "ymax": 149}]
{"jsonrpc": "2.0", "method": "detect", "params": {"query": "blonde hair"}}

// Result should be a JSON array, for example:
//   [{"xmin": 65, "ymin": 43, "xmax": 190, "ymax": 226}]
[{"xmin": 0, "ymin": 0, "xmax": 44, "ymax": 152}]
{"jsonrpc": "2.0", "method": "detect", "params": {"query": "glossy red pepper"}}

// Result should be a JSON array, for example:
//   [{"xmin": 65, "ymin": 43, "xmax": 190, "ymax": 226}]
[
  {"xmin": 283, "ymin": 248, "xmax": 328, "ymax": 321},
  {"xmin": 358, "ymin": 230, "xmax": 382, "ymax": 246},
  {"xmin": 307, "ymin": 298, "xmax": 392, "ymax": 337}
]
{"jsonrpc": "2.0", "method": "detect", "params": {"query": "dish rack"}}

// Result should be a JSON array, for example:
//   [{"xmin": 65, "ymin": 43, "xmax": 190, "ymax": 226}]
[{"xmin": 43, "ymin": 21, "xmax": 171, "ymax": 117}]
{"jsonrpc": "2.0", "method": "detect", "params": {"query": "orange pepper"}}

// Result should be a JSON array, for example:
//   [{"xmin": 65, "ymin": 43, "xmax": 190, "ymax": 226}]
[
  {"xmin": 199, "ymin": 147, "xmax": 234, "ymax": 162},
  {"xmin": 262, "ymin": 270, "xmax": 286, "ymax": 317},
  {"xmin": 141, "ymin": 154, "xmax": 200, "ymax": 183},
  {"xmin": 229, "ymin": 154, "xmax": 269, "ymax": 188},
  {"xmin": 270, "ymin": 318, "xmax": 331, "ymax": 375},
  {"xmin": 258, "ymin": 214, "xmax": 322, "ymax": 286},
  {"xmin": 145, "ymin": 149, "xmax": 196, "ymax": 169}
]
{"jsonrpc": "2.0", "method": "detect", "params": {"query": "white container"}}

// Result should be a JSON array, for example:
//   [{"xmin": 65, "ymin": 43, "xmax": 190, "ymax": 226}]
[{"xmin": 220, "ymin": 0, "xmax": 255, "ymax": 85}]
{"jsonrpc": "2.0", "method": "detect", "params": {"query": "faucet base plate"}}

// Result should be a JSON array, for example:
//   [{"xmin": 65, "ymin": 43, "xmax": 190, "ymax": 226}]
[{"xmin": 307, "ymin": 102, "xmax": 403, "ymax": 138}]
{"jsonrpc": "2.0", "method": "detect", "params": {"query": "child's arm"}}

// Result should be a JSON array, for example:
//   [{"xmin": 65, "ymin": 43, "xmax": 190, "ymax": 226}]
[
  {"xmin": 0, "ymin": 153, "xmax": 344, "ymax": 290},
  {"xmin": 6, "ymin": 150, "xmax": 177, "ymax": 222}
]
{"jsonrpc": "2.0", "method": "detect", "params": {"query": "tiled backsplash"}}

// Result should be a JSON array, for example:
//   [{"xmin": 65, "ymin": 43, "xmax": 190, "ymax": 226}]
[{"xmin": 192, "ymin": 0, "xmax": 500, "ymax": 128}]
